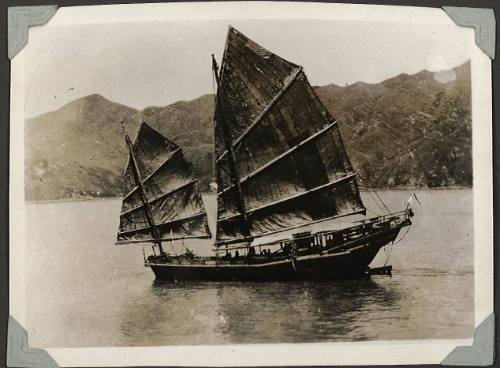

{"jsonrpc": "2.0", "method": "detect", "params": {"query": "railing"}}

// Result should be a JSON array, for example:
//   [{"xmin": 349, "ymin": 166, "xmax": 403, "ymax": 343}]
[{"xmin": 146, "ymin": 210, "xmax": 412, "ymax": 266}]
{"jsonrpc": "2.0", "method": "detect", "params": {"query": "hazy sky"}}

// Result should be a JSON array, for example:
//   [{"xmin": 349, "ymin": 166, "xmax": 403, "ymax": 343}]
[{"xmin": 25, "ymin": 18, "xmax": 472, "ymax": 118}]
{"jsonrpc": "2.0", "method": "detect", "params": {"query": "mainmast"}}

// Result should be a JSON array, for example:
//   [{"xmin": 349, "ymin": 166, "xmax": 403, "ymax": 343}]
[
  {"xmin": 213, "ymin": 27, "xmax": 365, "ymax": 245},
  {"xmin": 121, "ymin": 121, "xmax": 164, "ymax": 254},
  {"xmin": 212, "ymin": 54, "xmax": 251, "ymax": 238}
]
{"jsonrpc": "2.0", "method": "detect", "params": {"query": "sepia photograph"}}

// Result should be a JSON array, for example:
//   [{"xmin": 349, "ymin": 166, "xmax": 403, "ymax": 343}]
[{"xmin": 8, "ymin": 2, "xmax": 494, "ymax": 366}]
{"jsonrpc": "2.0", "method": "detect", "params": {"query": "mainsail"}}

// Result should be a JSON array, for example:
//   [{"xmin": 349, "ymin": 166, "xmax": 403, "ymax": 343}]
[
  {"xmin": 214, "ymin": 27, "xmax": 365, "ymax": 245},
  {"xmin": 117, "ymin": 122, "xmax": 211, "ymax": 244}
]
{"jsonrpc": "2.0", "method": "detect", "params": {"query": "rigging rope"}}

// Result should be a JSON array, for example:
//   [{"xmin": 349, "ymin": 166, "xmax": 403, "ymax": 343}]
[
  {"xmin": 367, "ymin": 188, "xmax": 386, "ymax": 214},
  {"xmin": 365, "ymin": 190, "xmax": 383, "ymax": 216},
  {"xmin": 383, "ymin": 243, "xmax": 393, "ymax": 266},
  {"xmin": 372, "ymin": 188, "xmax": 391, "ymax": 214},
  {"xmin": 383, "ymin": 224, "xmax": 412, "ymax": 266},
  {"xmin": 170, "ymin": 229, "xmax": 178, "ymax": 256},
  {"xmin": 366, "ymin": 207, "xmax": 382, "ymax": 217},
  {"xmin": 393, "ymin": 224, "xmax": 412, "ymax": 245}
]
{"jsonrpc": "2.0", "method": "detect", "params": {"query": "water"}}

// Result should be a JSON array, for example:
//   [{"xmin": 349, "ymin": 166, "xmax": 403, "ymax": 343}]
[{"xmin": 25, "ymin": 189, "xmax": 474, "ymax": 347}]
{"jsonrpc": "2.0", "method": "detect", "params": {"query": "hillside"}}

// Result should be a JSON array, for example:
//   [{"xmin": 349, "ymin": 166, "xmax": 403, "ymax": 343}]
[
  {"xmin": 25, "ymin": 61, "xmax": 471, "ymax": 201},
  {"xmin": 316, "ymin": 61, "xmax": 471, "ymax": 188}
]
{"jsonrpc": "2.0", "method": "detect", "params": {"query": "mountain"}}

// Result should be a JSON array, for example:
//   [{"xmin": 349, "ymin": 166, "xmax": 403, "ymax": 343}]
[
  {"xmin": 25, "ymin": 94, "xmax": 140, "ymax": 200},
  {"xmin": 315, "ymin": 61, "xmax": 471, "ymax": 188},
  {"xmin": 25, "ymin": 61, "xmax": 471, "ymax": 201}
]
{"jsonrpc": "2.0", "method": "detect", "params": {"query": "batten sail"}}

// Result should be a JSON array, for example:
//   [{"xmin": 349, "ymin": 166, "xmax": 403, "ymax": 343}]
[
  {"xmin": 214, "ymin": 27, "xmax": 365, "ymax": 245},
  {"xmin": 117, "ymin": 122, "xmax": 211, "ymax": 244}
]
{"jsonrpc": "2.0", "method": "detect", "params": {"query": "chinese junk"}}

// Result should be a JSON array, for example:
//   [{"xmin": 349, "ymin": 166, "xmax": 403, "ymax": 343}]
[{"xmin": 116, "ymin": 27, "xmax": 414, "ymax": 281}]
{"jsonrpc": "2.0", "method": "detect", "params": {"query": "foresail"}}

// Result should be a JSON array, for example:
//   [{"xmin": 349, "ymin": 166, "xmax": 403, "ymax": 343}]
[
  {"xmin": 215, "ymin": 27, "xmax": 365, "ymax": 245},
  {"xmin": 117, "ymin": 122, "xmax": 211, "ymax": 244}
]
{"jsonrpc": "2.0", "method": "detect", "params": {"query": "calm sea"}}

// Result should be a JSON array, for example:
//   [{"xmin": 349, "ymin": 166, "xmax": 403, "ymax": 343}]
[{"xmin": 25, "ymin": 189, "xmax": 474, "ymax": 348}]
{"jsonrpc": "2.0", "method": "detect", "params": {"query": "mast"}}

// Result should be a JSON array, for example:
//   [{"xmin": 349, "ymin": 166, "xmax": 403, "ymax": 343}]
[
  {"xmin": 212, "ymin": 54, "xmax": 251, "ymax": 238},
  {"xmin": 121, "ymin": 121, "xmax": 164, "ymax": 254}
]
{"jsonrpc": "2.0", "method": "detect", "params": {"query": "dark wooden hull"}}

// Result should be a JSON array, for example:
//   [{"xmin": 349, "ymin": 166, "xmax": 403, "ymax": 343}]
[{"xmin": 148, "ymin": 227, "xmax": 401, "ymax": 281}]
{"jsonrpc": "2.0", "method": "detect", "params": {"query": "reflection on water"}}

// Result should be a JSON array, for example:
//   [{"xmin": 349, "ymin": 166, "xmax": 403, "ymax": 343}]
[
  {"xmin": 118, "ymin": 279, "xmax": 397, "ymax": 345},
  {"xmin": 210, "ymin": 278, "xmax": 400, "ymax": 343},
  {"xmin": 25, "ymin": 190, "xmax": 474, "ymax": 347},
  {"xmin": 116, "ymin": 271, "xmax": 472, "ymax": 346}
]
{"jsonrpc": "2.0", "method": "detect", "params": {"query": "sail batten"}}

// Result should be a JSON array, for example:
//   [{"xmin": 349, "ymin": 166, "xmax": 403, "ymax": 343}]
[
  {"xmin": 123, "ymin": 147, "xmax": 181, "ymax": 200},
  {"xmin": 117, "ymin": 122, "xmax": 211, "ymax": 245},
  {"xmin": 117, "ymin": 234, "xmax": 211, "ymax": 245},
  {"xmin": 218, "ymin": 120, "xmax": 338, "ymax": 196},
  {"xmin": 214, "ymin": 27, "xmax": 300, "ymax": 159},
  {"xmin": 219, "ymin": 172, "xmax": 358, "ymax": 222},
  {"xmin": 120, "ymin": 179, "xmax": 197, "ymax": 217},
  {"xmin": 214, "ymin": 27, "xmax": 365, "ymax": 244},
  {"xmin": 216, "ymin": 66, "xmax": 303, "ymax": 164},
  {"xmin": 118, "ymin": 211, "xmax": 209, "ymax": 237}
]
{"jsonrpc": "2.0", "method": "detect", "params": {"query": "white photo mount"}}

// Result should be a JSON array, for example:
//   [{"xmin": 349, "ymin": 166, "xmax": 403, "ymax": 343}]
[{"xmin": 7, "ymin": 3, "xmax": 495, "ymax": 367}]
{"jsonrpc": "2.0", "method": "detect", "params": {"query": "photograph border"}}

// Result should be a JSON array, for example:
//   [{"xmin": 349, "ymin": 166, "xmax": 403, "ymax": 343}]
[{"xmin": 3, "ymin": 1, "xmax": 497, "ymax": 367}]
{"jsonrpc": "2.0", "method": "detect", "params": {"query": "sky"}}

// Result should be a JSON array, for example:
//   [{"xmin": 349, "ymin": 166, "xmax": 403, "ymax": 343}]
[{"xmin": 25, "ymin": 18, "xmax": 473, "ymax": 118}]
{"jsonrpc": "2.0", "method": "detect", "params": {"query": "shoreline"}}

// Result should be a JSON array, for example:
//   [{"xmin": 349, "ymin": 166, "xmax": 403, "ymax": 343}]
[
  {"xmin": 25, "ymin": 187, "xmax": 472, "ymax": 204},
  {"xmin": 358, "ymin": 186, "xmax": 471, "ymax": 191}
]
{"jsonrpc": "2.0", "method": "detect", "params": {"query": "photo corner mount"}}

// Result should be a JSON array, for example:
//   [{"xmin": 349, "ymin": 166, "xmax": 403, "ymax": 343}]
[
  {"xmin": 8, "ymin": 5, "xmax": 59, "ymax": 59},
  {"xmin": 442, "ymin": 6, "xmax": 495, "ymax": 59}
]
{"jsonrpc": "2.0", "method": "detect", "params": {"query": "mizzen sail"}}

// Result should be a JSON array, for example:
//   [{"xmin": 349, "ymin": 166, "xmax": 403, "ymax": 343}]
[
  {"xmin": 117, "ymin": 122, "xmax": 211, "ymax": 244},
  {"xmin": 214, "ymin": 27, "xmax": 365, "ymax": 245}
]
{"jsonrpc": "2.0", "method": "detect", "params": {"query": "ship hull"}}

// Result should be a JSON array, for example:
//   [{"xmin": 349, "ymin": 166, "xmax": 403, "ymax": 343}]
[{"xmin": 148, "ymin": 227, "xmax": 401, "ymax": 281}]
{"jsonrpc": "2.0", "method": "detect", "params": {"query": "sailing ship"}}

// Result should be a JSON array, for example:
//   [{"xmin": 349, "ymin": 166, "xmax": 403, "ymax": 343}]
[{"xmin": 116, "ymin": 27, "xmax": 414, "ymax": 281}]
